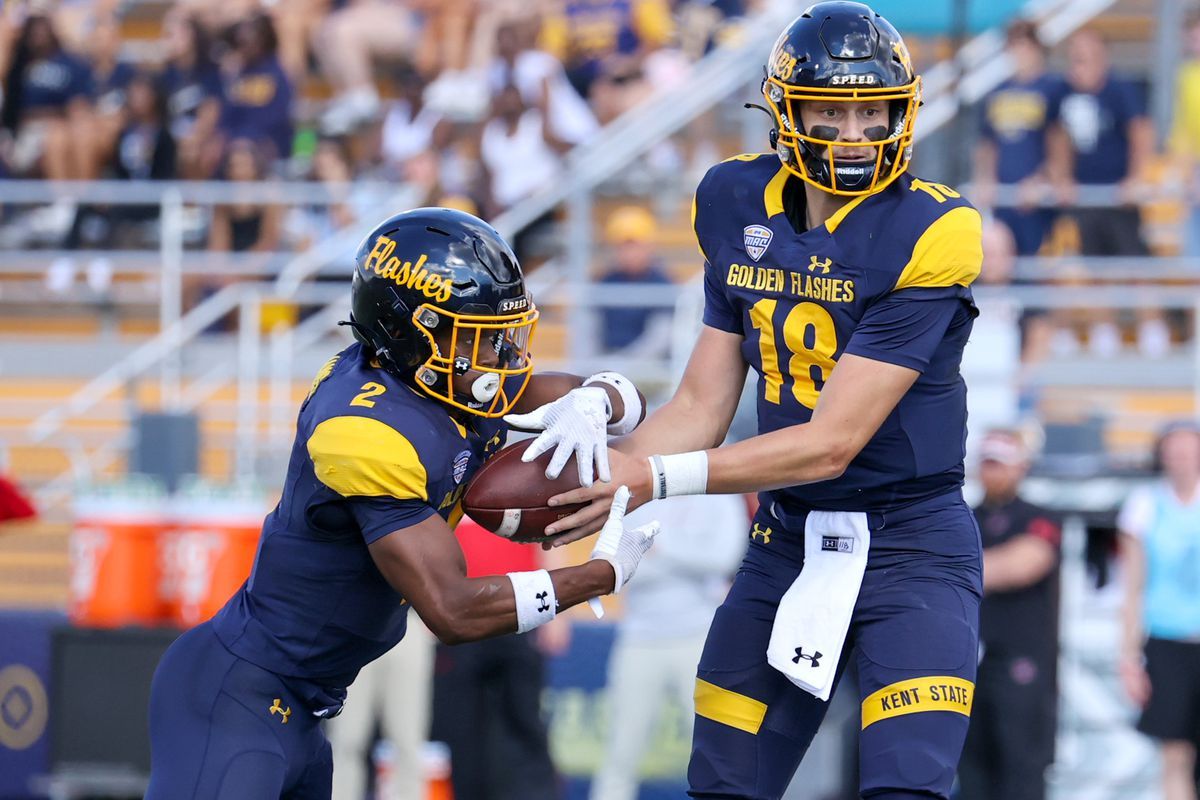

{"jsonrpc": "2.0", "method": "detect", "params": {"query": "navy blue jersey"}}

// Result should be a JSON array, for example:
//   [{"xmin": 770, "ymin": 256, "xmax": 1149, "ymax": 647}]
[
  {"xmin": 694, "ymin": 155, "xmax": 981, "ymax": 513},
  {"xmin": 1051, "ymin": 74, "xmax": 1146, "ymax": 184},
  {"xmin": 219, "ymin": 55, "xmax": 293, "ymax": 158},
  {"xmin": 211, "ymin": 343, "xmax": 506, "ymax": 692},
  {"xmin": 18, "ymin": 53, "xmax": 93, "ymax": 113},
  {"xmin": 160, "ymin": 62, "xmax": 222, "ymax": 139},
  {"xmin": 979, "ymin": 73, "xmax": 1065, "ymax": 183}
]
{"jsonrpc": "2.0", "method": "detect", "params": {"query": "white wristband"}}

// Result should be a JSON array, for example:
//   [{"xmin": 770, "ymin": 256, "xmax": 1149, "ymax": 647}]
[
  {"xmin": 583, "ymin": 371, "xmax": 642, "ymax": 435},
  {"xmin": 507, "ymin": 569, "xmax": 557, "ymax": 634},
  {"xmin": 647, "ymin": 451, "xmax": 709, "ymax": 500}
]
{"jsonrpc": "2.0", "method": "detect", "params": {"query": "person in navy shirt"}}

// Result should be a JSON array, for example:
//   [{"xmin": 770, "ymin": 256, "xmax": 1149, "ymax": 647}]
[
  {"xmin": 974, "ymin": 20, "xmax": 1065, "ymax": 255},
  {"xmin": 219, "ymin": 13, "xmax": 294, "ymax": 162},
  {"xmin": 548, "ymin": 6, "xmax": 985, "ymax": 798},
  {"xmin": 145, "ymin": 208, "xmax": 659, "ymax": 800},
  {"xmin": 1048, "ymin": 29, "xmax": 1164, "ymax": 356},
  {"xmin": 1049, "ymin": 29, "xmax": 1153, "ymax": 255},
  {"xmin": 159, "ymin": 10, "xmax": 223, "ymax": 178},
  {"xmin": 1, "ymin": 13, "xmax": 95, "ymax": 179},
  {"xmin": 89, "ymin": 14, "xmax": 136, "ymax": 166}
]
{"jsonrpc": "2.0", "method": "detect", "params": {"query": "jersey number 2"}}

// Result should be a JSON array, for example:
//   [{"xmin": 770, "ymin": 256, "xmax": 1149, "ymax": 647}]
[
  {"xmin": 749, "ymin": 299, "xmax": 837, "ymax": 409},
  {"xmin": 350, "ymin": 382, "xmax": 387, "ymax": 408}
]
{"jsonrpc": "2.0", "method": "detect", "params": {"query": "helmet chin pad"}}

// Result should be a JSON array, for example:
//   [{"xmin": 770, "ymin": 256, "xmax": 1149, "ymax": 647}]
[{"xmin": 800, "ymin": 122, "xmax": 893, "ymax": 194}]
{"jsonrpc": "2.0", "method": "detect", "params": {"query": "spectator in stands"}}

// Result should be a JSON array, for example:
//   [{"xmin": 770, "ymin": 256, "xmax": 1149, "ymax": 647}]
[
  {"xmin": 159, "ymin": 9, "xmax": 223, "ymax": 179},
  {"xmin": 379, "ymin": 64, "xmax": 450, "ymax": 184},
  {"xmin": 1170, "ymin": 13, "xmax": 1200, "ymax": 259},
  {"xmin": 1118, "ymin": 421, "xmax": 1200, "ymax": 800},
  {"xmin": 57, "ymin": 72, "xmax": 176, "ymax": 287},
  {"xmin": 266, "ymin": 0, "xmax": 326, "ymax": 83},
  {"xmin": 88, "ymin": 14, "xmax": 135, "ymax": 173},
  {"xmin": 1048, "ymin": 29, "xmax": 1164, "ymax": 357},
  {"xmin": 478, "ymin": 83, "xmax": 570, "ymax": 217},
  {"xmin": 959, "ymin": 429, "xmax": 1061, "ymax": 800},
  {"xmin": 327, "ymin": 620, "xmax": 435, "ymax": 800},
  {"xmin": 974, "ymin": 20, "xmax": 1064, "ymax": 256},
  {"xmin": 590, "ymin": 493, "xmax": 747, "ymax": 800},
  {"xmin": 219, "ymin": 12, "xmax": 293, "ymax": 162},
  {"xmin": 0, "ymin": 12, "xmax": 95, "ymax": 181},
  {"xmin": 431, "ymin": 516, "xmax": 564, "ymax": 800},
  {"xmin": 208, "ymin": 139, "xmax": 283, "ymax": 254},
  {"xmin": 597, "ymin": 206, "xmax": 673, "ymax": 356},
  {"xmin": 486, "ymin": 20, "xmax": 598, "ymax": 147},
  {"xmin": 317, "ymin": 0, "xmax": 433, "ymax": 134},
  {"xmin": 540, "ymin": 0, "xmax": 673, "ymax": 120}
]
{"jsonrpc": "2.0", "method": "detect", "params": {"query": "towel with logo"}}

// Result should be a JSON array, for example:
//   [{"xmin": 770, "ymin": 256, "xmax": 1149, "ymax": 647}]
[{"xmin": 766, "ymin": 510, "xmax": 871, "ymax": 701}]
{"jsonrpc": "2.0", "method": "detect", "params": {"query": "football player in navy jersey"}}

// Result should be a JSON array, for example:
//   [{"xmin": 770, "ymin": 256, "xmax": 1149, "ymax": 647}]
[
  {"xmin": 145, "ymin": 207, "xmax": 660, "ymax": 800},
  {"xmin": 542, "ymin": 3, "xmax": 985, "ymax": 798}
]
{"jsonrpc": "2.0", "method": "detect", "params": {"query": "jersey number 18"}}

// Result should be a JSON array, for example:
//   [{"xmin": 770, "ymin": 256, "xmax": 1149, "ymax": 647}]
[{"xmin": 749, "ymin": 299, "xmax": 837, "ymax": 410}]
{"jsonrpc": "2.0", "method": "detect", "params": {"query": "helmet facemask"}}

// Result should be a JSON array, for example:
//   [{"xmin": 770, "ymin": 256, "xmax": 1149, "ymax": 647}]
[
  {"xmin": 763, "ymin": 75, "xmax": 921, "ymax": 196},
  {"xmin": 409, "ymin": 302, "xmax": 539, "ymax": 418}
]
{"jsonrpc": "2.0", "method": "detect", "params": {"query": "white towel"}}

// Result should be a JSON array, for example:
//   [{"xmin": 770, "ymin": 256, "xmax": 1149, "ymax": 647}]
[{"xmin": 766, "ymin": 510, "xmax": 871, "ymax": 701}]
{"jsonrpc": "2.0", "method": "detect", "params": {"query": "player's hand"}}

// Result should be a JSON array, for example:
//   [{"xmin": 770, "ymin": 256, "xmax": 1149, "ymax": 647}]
[
  {"xmin": 543, "ymin": 448, "xmax": 653, "ymax": 547},
  {"xmin": 1118, "ymin": 652, "xmax": 1151, "ymax": 707},
  {"xmin": 588, "ymin": 486, "xmax": 660, "ymax": 593},
  {"xmin": 504, "ymin": 387, "xmax": 611, "ymax": 487}
]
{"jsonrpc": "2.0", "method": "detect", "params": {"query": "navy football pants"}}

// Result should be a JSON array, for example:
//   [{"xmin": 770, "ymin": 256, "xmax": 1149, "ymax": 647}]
[
  {"xmin": 146, "ymin": 622, "xmax": 333, "ymax": 800},
  {"xmin": 688, "ymin": 491, "xmax": 983, "ymax": 800}
]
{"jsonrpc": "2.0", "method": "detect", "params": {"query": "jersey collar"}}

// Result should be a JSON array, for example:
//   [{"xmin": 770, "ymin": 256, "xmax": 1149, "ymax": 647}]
[{"xmin": 763, "ymin": 163, "xmax": 871, "ymax": 234}]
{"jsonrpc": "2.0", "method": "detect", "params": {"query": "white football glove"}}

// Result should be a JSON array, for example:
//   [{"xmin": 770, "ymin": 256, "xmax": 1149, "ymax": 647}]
[
  {"xmin": 589, "ymin": 486, "xmax": 660, "ymax": 593},
  {"xmin": 504, "ymin": 386, "xmax": 611, "ymax": 487}
]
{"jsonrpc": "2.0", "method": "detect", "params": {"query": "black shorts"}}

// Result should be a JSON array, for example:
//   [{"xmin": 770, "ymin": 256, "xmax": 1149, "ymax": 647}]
[{"xmin": 1138, "ymin": 637, "xmax": 1200, "ymax": 743}]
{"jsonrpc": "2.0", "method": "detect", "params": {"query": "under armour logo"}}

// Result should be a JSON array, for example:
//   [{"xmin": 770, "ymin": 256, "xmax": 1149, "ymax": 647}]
[
  {"xmin": 269, "ymin": 698, "xmax": 292, "ymax": 724},
  {"xmin": 792, "ymin": 647, "xmax": 822, "ymax": 668},
  {"xmin": 536, "ymin": 591, "xmax": 551, "ymax": 613},
  {"xmin": 808, "ymin": 256, "xmax": 832, "ymax": 274},
  {"xmin": 750, "ymin": 523, "xmax": 772, "ymax": 544}
]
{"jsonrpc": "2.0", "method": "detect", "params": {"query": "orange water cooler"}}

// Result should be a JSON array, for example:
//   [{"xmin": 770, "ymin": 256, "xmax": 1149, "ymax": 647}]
[
  {"xmin": 70, "ymin": 482, "xmax": 168, "ymax": 627},
  {"xmin": 166, "ymin": 485, "xmax": 268, "ymax": 628}
]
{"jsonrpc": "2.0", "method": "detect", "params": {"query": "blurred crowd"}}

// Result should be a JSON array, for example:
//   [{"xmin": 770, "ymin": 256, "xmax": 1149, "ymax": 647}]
[
  {"xmin": 0, "ymin": 0, "xmax": 753, "ymax": 272},
  {"xmin": 972, "ymin": 16, "xmax": 1200, "ymax": 373}
]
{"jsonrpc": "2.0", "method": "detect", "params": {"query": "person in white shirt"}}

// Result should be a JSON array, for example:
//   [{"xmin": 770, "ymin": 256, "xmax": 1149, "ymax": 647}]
[
  {"xmin": 479, "ymin": 83, "xmax": 570, "ymax": 215},
  {"xmin": 486, "ymin": 21, "xmax": 597, "ymax": 147},
  {"xmin": 590, "ymin": 492, "xmax": 749, "ymax": 800}
]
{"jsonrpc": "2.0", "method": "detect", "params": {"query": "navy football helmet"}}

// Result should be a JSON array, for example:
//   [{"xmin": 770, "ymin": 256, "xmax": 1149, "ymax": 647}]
[
  {"xmin": 761, "ymin": 1, "xmax": 921, "ymax": 195},
  {"xmin": 346, "ymin": 208, "xmax": 538, "ymax": 418}
]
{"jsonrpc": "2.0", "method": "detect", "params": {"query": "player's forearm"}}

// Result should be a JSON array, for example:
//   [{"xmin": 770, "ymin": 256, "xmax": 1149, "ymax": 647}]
[
  {"xmin": 701, "ymin": 422, "xmax": 848, "ymax": 494},
  {"xmin": 431, "ymin": 562, "xmax": 614, "ymax": 644},
  {"xmin": 981, "ymin": 535, "xmax": 1056, "ymax": 593}
]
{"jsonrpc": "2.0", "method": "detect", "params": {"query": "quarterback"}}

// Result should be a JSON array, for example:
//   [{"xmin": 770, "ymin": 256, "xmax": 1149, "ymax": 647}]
[
  {"xmin": 145, "ymin": 208, "xmax": 658, "ymax": 799},
  {"xmin": 545, "ymin": 3, "xmax": 985, "ymax": 798}
]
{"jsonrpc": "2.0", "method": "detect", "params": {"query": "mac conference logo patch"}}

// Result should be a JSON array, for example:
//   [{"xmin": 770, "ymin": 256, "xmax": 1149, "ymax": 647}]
[
  {"xmin": 452, "ymin": 450, "xmax": 472, "ymax": 484},
  {"xmin": 743, "ymin": 225, "xmax": 773, "ymax": 262}
]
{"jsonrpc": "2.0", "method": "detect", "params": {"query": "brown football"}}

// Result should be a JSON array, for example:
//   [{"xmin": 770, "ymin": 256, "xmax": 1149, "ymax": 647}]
[{"xmin": 462, "ymin": 439, "xmax": 587, "ymax": 543}]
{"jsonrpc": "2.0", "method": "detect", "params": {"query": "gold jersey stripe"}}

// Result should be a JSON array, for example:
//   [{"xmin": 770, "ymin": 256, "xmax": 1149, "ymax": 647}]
[
  {"xmin": 763, "ymin": 164, "xmax": 790, "ymax": 219},
  {"xmin": 894, "ymin": 206, "xmax": 983, "ymax": 291},
  {"xmin": 860, "ymin": 675, "xmax": 974, "ymax": 730},
  {"xmin": 307, "ymin": 416, "xmax": 428, "ymax": 501},
  {"xmin": 824, "ymin": 192, "xmax": 871, "ymax": 234},
  {"xmin": 694, "ymin": 678, "xmax": 768, "ymax": 735}
]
